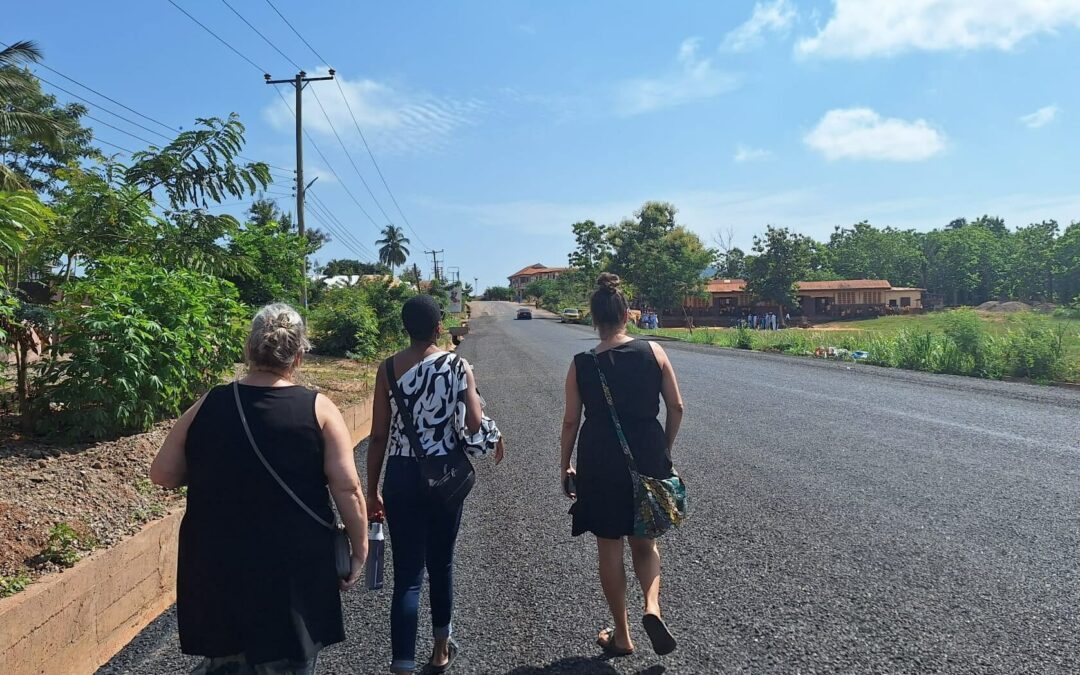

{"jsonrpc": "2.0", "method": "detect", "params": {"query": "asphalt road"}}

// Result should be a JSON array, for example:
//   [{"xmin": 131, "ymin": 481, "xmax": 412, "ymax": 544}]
[{"xmin": 101, "ymin": 301, "xmax": 1080, "ymax": 674}]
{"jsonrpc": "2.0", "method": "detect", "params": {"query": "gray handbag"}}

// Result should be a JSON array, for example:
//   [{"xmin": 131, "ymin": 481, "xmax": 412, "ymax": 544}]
[{"xmin": 233, "ymin": 381, "xmax": 352, "ymax": 580}]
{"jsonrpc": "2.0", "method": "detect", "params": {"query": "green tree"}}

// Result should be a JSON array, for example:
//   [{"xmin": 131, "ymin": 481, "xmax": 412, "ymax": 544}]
[
  {"xmin": 1006, "ymin": 220, "xmax": 1058, "ymax": 302},
  {"xmin": 1055, "ymin": 221, "xmax": 1080, "ymax": 304},
  {"xmin": 745, "ymin": 226, "xmax": 813, "ymax": 320},
  {"xmin": 568, "ymin": 220, "xmax": 610, "ymax": 281},
  {"xmin": 827, "ymin": 221, "xmax": 926, "ymax": 286},
  {"xmin": 225, "ymin": 199, "xmax": 313, "ymax": 306},
  {"xmin": 375, "ymin": 224, "xmax": 410, "ymax": 276},
  {"xmin": 400, "ymin": 262, "xmax": 423, "ymax": 286},
  {"xmin": 322, "ymin": 258, "xmax": 390, "ymax": 277},
  {"xmin": 482, "ymin": 286, "xmax": 512, "ymax": 301},
  {"xmin": 607, "ymin": 201, "xmax": 714, "ymax": 310},
  {"xmin": 923, "ymin": 223, "xmax": 1007, "ymax": 305},
  {"xmin": 715, "ymin": 246, "xmax": 748, "ymax": 278},
  {"xmin": 0, "ymin": 41, "xmax": 72, "ymax": 190}
]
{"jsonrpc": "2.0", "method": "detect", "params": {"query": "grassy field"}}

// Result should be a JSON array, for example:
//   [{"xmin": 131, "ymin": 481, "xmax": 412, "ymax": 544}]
[{"xmin": 632, "ymin": 309, "xmax": 1080, "ymax": 383}]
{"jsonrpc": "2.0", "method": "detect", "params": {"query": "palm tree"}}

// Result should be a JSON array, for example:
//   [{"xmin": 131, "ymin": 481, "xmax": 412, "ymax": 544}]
[
  {"xmin": 1, "ymin": 40, "xmax": 67, "ymax": 190},
  {"xmin": 375, "ymin": 224, "xmax": 410, "ymax": 277}
]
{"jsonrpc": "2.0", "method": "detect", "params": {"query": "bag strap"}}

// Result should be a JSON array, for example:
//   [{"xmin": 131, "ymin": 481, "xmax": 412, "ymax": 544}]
[
  {"xmin": 589, "ymin": 349, "xmax": 639, "ymax": 475},
  {"xmin": 384, "ymin": 357, "xmax": 429, "ymax": 465},
  {"xmin": 233, "ymin": 381, "xmax": 334, "ymax": 530}
]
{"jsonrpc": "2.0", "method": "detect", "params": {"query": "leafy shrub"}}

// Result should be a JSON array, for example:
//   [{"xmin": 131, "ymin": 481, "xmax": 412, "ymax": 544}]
[
  {"xmin": 41, "ymin": 523, "xmax": 95, "ymax": 568},
  {"xmin": 309, "ymin": 286, "xmax": 380, "ymax": 359},
  {"xmin": 942, "ymin": 309, "xmax": 987, "ymax": 375},
  {"xmin": 734, "ymin": 325, "xmax": 753, "ymax": 350},
  {"xmin": 37, "ymin": 258, "xmax": 246, "ymax": 440},
  {"xmin": 991, "ymin": 315, "xmax": 1069, "ymax": 381},
  {"xmin": 0, "ymin": 571, "xmax": 31, "ymax": 598}
]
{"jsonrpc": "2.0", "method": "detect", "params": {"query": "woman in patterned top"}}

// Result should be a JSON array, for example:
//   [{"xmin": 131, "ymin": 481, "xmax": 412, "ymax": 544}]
[{"xmin": 367, "ymin": 295, "xmax": 504, "ymax": 674}]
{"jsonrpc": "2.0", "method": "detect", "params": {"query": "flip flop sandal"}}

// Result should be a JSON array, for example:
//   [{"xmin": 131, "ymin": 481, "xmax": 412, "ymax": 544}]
[
  {"xmin": 425, "ymin": 637, "xmax": 459, "ymax": 674},
  {"xmin": 597, "ymin": 628, "xmax": 635, "ymax": 656},
  {"xmin": 642, "ymin": 614, "xmax": 677, "ymax": 656}
]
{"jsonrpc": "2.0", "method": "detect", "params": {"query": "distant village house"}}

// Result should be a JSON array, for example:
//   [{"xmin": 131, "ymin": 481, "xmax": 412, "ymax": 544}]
[{"xmin": 508, "ymin": 264, "xmax": 568, "ymax": 300}]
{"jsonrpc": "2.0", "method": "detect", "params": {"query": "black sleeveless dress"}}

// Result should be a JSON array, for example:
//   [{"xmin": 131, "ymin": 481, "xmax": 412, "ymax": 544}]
[
  {"xmin": 177, "ymin": 384, "xmax": 344, "ymax": 664},
  {"xmin": 571, "ymin": 339, "xmax": 672, "ymax": 539}
]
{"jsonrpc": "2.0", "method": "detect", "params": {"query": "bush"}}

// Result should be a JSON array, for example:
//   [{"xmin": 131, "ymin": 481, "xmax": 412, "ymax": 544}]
[
  {"xmin": 309, "ymin": 286, "xmax": 380, "ymax": 359},
  {"xmin": 942, "ymin": 309, "xmax": 987, "ymax": 374},
  {"xmin": 0, "ymin": 571, "xmax": 31, "ymax": 598},
  {"xmin": 37, "ymin": 258, "xmax": 246, "ymax": 440},
  {"xmin": 41, "ymin": 523, "xmax": 95, "ymax": 568},
  {"xmin": 734, "ymin": 325, "xmax": 753, "ymax": 350},
  {"xmin": 990, "ymin": 315, "xmax": 1070, "ymax": 381},
  {"xmin": 482, "ymin": 286, "xmax": 512, "ymax": 301}
]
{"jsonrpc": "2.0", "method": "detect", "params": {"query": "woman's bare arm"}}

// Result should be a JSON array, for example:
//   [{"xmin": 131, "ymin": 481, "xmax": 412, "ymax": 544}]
[
  {"xmin": 366, "ymin": 365, "xmax": 392, "ymax": 518},
  {"xmin": 649, "ymin": 341, "xmax": 685, "ymax": 454},
  {"xmin": 318, "ymin": 393, "xmax": 368, "ymax": 588},
  {"xmin": 560, "ymin": 362, "xmax": 582, "ymax": 496},
  {"xmin": 150, "ymin": 394, "xmax": 206, "ymax": 488},
  {"xmin": 462, "ymin": 361, "xmax": 483, "ymax": 435}
]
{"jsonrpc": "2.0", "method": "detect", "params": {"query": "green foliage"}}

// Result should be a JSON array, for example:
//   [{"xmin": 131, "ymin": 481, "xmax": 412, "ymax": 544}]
[
  {"xmin": 941, "ymin": 309, "xmax": 987, "ymax": 375},
  {"xmin": 482, "ymin": 286, "xmax": 512, "ymax": 301},
  {"xmin": 41, "ymin": 523, "xmax": 94, "ymax": 568},
  {"xmin": 607, "ymin": 202, "xmax": 714, "ymax": 310},
  {"xmin": 375, "ymin": 224, "xmax": 410, "ymax": 273},
  {"xmin": 734, "ymin": 325, "xmax": 753, "ymax": 350},
  {"xmin": 37, "ymin": 258, "xmax": 245, "ymax": 440},
  {"xmin": 0, "ymin": 571, "xmax": 31, "ymax": 597},
  {"xmin": 0, "ymin": 190, "xmax": 53, "ymax": 257},
  {"xmin": 568, "ymin": 220, "xmax": 610, "ymax": 282},
  {"xmin": 225, "ymin": 199, "xmax": 311, "ymax": 306},
  {"xmin": 1056, "ymin": 223, "xmax": 1080, "ymax": 304},
  {"xmin": 309, "ymin": 285, "xmax": 381, "ymax": 359},
  {"xmin": 827, "ymin": 221, "xmax": 925, "ymax": 287},
  {"xmin": 745, "ymin": 226, "xmax": 813, "ymax": 313},
  {"xmin": 321, "ymin": 258, "xmax": 391, "ymax": 277}
]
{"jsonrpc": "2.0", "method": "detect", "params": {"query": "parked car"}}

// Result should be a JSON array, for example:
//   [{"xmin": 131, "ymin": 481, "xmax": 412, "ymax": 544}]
[
  {"xmin": 560, "ymin": 308, "xmax": 582, "ymax": 324},
  {"xmin": 516, "ymin": 307, "xmax": 533, "ymax": 320}
]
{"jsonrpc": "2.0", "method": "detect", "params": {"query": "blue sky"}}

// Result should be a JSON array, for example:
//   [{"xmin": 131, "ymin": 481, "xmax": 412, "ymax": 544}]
[{"xmin": 8, "ymin": 1, "xmax": 1080, "ymax": 290}]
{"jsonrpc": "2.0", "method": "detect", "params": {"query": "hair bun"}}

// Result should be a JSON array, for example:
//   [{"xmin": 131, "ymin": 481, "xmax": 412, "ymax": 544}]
[{"xmin": 596, "ymin": 272, "xmax": 621, "ymax": 294}]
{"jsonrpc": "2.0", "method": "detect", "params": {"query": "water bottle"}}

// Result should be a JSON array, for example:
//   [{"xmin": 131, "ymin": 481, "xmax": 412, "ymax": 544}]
[{"xmin": 365, "ymin": 519, "xmax": 385, "ymax": 590}]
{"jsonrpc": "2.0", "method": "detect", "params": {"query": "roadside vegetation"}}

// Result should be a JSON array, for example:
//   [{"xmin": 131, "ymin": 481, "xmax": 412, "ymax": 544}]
[{"xmin": 631, "ymin": 309, "xmax": 1078, "ymax": 383}]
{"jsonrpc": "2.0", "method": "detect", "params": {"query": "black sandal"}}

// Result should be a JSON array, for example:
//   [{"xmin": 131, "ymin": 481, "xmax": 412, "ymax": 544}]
[
  {"xmin": 642, "ymin": 614, "xmax": 677, "ymax": 656},
  {"xmin": 597, "ymin": 628, "xmax": 634, "ymax": 656},
  {"xmin": 424, "ymin": 637, "xmax": 459, "ymax": 674}
]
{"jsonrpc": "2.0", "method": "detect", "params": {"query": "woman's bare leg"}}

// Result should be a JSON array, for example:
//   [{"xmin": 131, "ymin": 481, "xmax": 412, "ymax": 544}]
[
  {"xmin": 596, "ymin": 536, "xmax": 633, "ymax": 650},
  {"xmin": 628, "ymin": 536, "xmax": 662, "ymax": 617}
]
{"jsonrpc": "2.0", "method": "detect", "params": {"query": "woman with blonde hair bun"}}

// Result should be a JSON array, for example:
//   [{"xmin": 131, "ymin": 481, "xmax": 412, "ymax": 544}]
[{"xmin": 151, "ymin": 303, "xmax": 368, "ymax": 675}]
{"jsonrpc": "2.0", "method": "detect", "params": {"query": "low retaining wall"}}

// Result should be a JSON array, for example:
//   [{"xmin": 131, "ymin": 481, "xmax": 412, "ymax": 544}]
[{"xmin": 0, "ymin": 395, "xmax": 375, "ymax": 675}]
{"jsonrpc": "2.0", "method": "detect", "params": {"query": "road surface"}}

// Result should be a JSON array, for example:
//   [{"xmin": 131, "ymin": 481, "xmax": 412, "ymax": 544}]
[{"xmin": 102, "ymin": 301, "xmax": 1080, "ymax": 673}]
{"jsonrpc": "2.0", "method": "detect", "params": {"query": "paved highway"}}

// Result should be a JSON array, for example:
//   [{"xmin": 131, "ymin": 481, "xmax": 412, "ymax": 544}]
[{"xmin": 102, "ymin": 301, "xmax": 1080, "ymax": 674}]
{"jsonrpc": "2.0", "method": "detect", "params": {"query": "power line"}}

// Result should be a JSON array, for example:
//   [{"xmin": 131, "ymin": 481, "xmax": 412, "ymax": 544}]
[
  {"xmin": 90, "ymin": 136, "xmax": 136, "ymax": 155},
  {"xmin": 33, "ymin": 73, "xmax": 175, "ymax": 141},
  {"xmin": 0, "ymin": 39, "xmax": 177, "ymax": 134},
  {"xmin": 306, "ymin": 202, "xmax": 376, "ymax": 261},
  {"xmin": 166, "ymin": 0, "xmax": 268, "ymax": 75},
  {"xmin": 259, "ymin": 2, "xmax": 431, "ymax": 248},
  {"xmin": 272, "ymin": 86, "xmax": 379, "ymax": 230},
  {"xmin": 82, "ymin": 113, "xmax": 159, "ymax": 147},
  {"xmin": 264, "ymin": 0, "xmax": 331, "ymax": 67},
  {"xmin": 333, "ymin": 77, "xmax": 429, "ymax": 249},
  {"xmin": 308, "ymin": 86, "xmax": 396, "ymax": 226},
  {"xmin": 307, "ymin": 192, "xmax": 378, "ymax": 259},
  {"xmin": 220, "ymin": 0, "xmax": 302, "ymax": 71}
]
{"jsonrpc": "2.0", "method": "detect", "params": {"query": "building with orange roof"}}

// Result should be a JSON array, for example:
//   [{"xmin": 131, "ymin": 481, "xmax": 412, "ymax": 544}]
[{"xmin": 507, "ymin": 263, "xmax": 569, "ymax": 299}]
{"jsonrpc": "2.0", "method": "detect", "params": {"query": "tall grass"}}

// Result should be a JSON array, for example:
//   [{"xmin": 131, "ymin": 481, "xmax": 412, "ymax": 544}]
[{"xmin": 634, "ymin": 310, "xmax": 1075, "ymax": 383}]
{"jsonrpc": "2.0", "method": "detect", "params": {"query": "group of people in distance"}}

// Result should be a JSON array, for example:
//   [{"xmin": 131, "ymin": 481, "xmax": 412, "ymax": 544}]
[
  {"xmin": 151, "ymin": 272, "xmax": 685, "ymax": 674},
  {"xmin": 743, "ymin": 311, "xmax": 788, "ymax": 330}
]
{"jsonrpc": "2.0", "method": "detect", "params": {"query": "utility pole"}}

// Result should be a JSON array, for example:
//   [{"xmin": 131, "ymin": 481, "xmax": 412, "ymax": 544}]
[
  {"xmin": 425, "ymin": 249, "xmax": 444, "ymax": 281},
  {"xmin": 266, "ymin": 69, "xmax": 335, "ymax": 309}
]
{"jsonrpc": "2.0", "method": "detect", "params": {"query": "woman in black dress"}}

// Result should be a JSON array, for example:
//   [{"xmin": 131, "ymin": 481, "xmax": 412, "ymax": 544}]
[
  {"xmin": 560, "ymin": 273, "xmax": 685, "ymax": 657},
  {"xmin": 151, "ymin": 303, "xmax": 368, "ymax": 675}
]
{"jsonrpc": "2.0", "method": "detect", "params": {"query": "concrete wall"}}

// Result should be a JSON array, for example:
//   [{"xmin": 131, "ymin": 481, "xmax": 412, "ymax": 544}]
[{"xmin": 0, "ymin": 395, "xmax": 375, "ymax": 675}]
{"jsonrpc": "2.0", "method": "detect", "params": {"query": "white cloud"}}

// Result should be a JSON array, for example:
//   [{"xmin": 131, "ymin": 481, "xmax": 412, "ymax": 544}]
[
  {"xmin": 804, "ymin": 107, "xmax": 946, "ymax": 162},
  {"xmin": 721, "ymin": 0, "xmax": 798, "ymax": 52},
  {"xmin": 264, "ymin": 69, "xmax": 484, "ymax": 155},
  {"xmin": 1019, "ymin": 105, "xmax": 1061, "ymax": 129},
  {"xmin": 614, "ymin": 38, "xmax": 738, "ymax": 116},
  {"xmin": 733, "ymin": 145, "xmax": 773, "ymax": 162},
  {"xmin": 797, "ymin": 0, "xmax": 1080, "ymax": 58}
]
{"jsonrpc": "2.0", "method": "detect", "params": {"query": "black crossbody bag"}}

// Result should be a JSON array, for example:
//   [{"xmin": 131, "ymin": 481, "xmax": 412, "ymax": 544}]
[
  {"xmin": 384, "ymin": 356, "xmax": 475, "ymax": 506},
  {"xmin": 233, "ymin": 381, "xmax": 352, "ymax": 580}
]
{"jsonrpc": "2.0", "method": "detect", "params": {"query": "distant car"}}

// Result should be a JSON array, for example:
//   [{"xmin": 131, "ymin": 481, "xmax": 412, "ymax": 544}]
[
  {"xmin": 560, "ymin": 308, "xmax": 582, "ymax": 324},
  {"xmin": 516, "ymin": 307, "xmax": 533, "ymax": 320}
]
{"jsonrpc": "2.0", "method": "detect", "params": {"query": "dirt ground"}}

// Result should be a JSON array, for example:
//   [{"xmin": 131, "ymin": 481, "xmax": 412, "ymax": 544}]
[{"xmin": 0, "ymin": 355, "xmax": 375, "ymax": 587}]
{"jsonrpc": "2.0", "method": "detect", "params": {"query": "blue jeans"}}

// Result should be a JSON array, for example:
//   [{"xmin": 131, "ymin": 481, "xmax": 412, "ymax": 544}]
[{"xmin": 383, "ymin": 457, "xmax": 464, "ymax": 672}]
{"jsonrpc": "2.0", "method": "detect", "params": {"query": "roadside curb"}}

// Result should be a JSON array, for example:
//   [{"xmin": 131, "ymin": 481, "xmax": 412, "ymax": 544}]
[{"xmin": 0, "ymin": 394, "xmax": 376, "ymax": 675}]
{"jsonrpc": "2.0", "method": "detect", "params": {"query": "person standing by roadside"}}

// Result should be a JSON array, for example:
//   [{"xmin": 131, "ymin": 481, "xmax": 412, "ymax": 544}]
[
  {"xmin": 367, "ymin": 295, "xmax": 505, "ymax": 674},
  {"xmin": 150, "ymin": 303, "xmax": 368, "ymax": 675},
  {"xmin": 560, "ymin": 273, "xmax": 685, "ymax": 657}
]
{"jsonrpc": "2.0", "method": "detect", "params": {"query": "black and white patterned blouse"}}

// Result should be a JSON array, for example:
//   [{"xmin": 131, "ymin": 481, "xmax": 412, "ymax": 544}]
[{"xmin": 388, "ymin": 351, "xmax": 500, "ymax": 458}]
